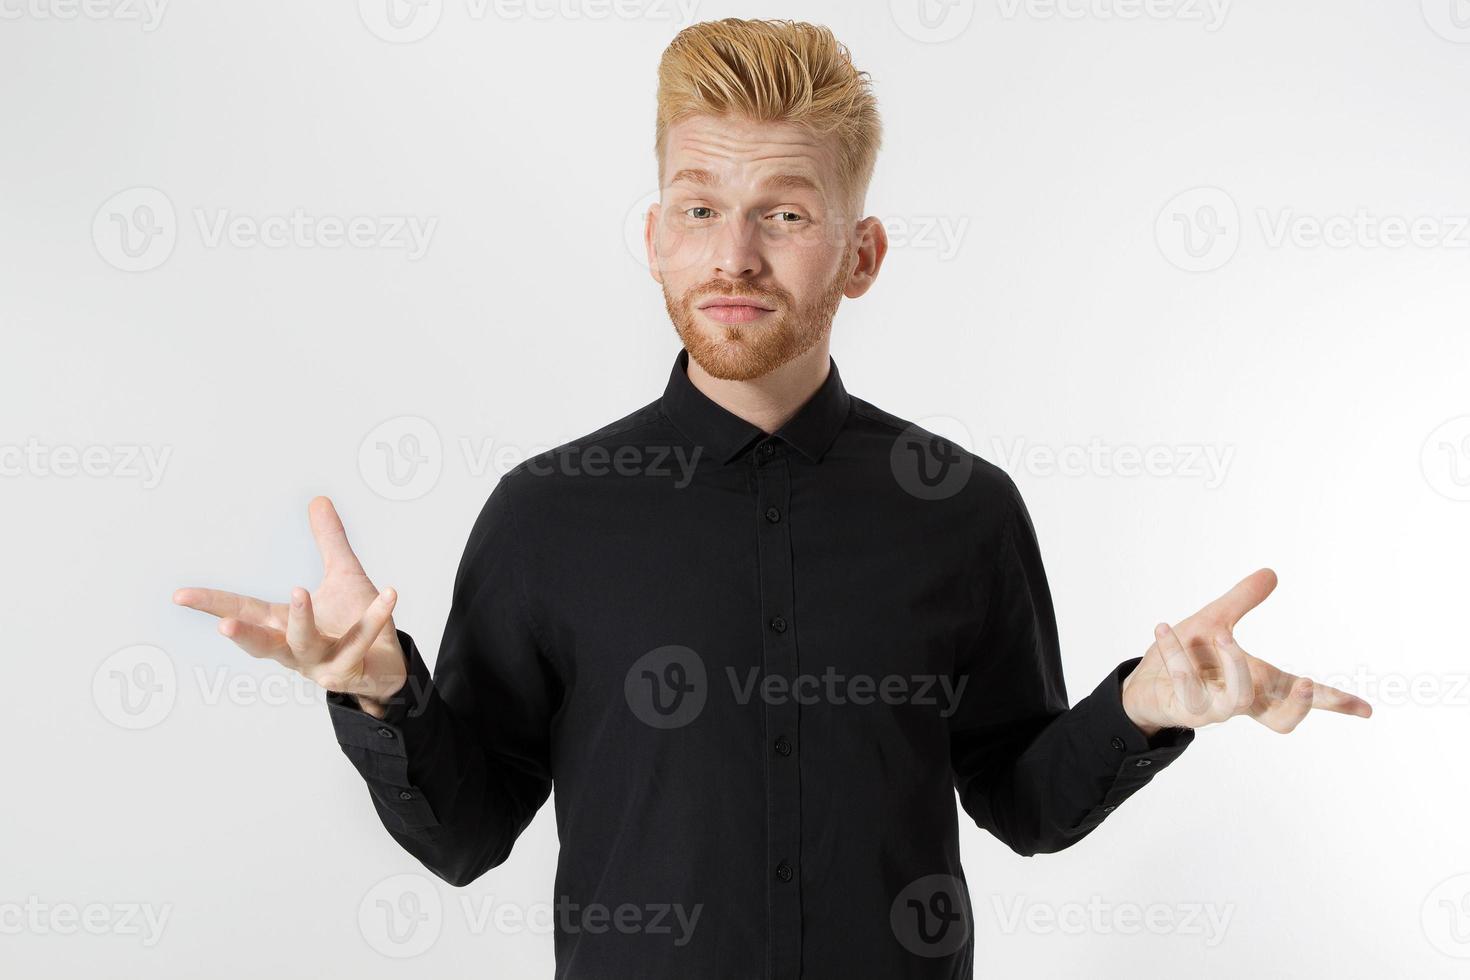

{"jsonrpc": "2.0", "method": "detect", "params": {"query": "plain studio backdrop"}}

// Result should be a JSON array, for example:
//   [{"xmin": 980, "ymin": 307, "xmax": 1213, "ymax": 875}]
[{"xmin": 2, "ymin": 1, "xmax": 1466, "ymax": 977}]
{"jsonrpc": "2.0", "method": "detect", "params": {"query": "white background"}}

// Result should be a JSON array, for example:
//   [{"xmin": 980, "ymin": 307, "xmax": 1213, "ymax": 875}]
[{"xmin": 2, "ymin": 1, "xmax": 1468, "ymax": 977}]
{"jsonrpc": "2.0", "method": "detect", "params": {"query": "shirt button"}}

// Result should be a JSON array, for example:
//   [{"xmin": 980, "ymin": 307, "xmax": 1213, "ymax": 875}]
[
  {"xmin": 775, "ymin": 861, "xmax": 793, "ymax": 882},
  {"xmin": 765, "ymin": 506, "xmax": 781, "ymax": 523},
  {"xmin": 1110, "ymin": 736, "xmax": 1126, "ymax": 751},
  {"xmin": 376, "ymin": 727, "xmax": 395, "ymax": 739},
  {"xmin": 398, "ymin": 790, "xmax": 414, "ymax": 801},
  {"xmin": 760, "ymin": 442, "xmax": 775, "ymax": 457},
  {"xmin": 1134, "ymin": 759, "xmax": 1152, "ymax": 767},
  {"xmin": 769, "ymin": 616, "xmax": 788, "ymax": 633},
  {"xmin": 774, "ymin": 736, "xmax": 792, "ymax": 756},
  {"xmin": 1102, "ymin": 804, "xmax": 1117, "ymax": 812}
]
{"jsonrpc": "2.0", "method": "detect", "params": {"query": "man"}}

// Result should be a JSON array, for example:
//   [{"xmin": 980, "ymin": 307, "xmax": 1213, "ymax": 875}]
[{"xmin": 173, "ymin": 17, "xmax": 1371, "ymax": 979}]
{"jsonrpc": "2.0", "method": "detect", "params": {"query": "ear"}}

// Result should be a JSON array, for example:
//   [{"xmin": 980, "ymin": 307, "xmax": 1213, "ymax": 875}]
[
  {"xmin": 843, "ymin": 215, "xmax": 889, "ymax": 299},
  {"xmin": 644, "ymin": 202, "xmax": 664, "ymax": 285}
]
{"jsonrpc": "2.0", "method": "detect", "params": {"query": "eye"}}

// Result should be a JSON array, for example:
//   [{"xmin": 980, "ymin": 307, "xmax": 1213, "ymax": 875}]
[
  {"xmin": 770, "ymin": 211, "xmax": 805, "ymax": 223},
  {"xmin": 684, "ymin": 207, "xmax": 716, "ymax": 220}
]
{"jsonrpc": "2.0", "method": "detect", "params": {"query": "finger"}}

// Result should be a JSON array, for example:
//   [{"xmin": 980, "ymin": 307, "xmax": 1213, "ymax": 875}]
[
  {"xmin": 1304, "ymin": 678, "xmax": 1374, "ymax": 719},
  {"xmin": 1154, "ymin": 622, "xmax": 1206, "ymax": 717},
  {"xmin": 218, "ymin": 617, "xmax": 294, "ymax": 668},
  {"xmin": 174, "ymin": 587, "xmax": 282, "ymax": 628},
  {"xmin": 285, "ymin": 586, "xmax": 328, "ymax": 663},
  {"xmin": 1211, "ymin": 629, "xmax": 1255, "ymax": 716},
  {"xmin": 1255, "ymin": 673, "xmax": 1315, "ymax": 733},
  {"xmin": 308, "ymin": 496, "xmax": 367, "ymax": 578},
  {"xmin": 1200, "ymin": 567, "xmax": 1278, "ymax": 628},
  {"xmin": 332, "ymin": 587, "xmax": 398, "ymax": 667}
]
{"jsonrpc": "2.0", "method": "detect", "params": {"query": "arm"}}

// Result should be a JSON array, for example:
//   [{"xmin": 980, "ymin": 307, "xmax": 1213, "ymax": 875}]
[
  {"xmin": 325, "ymin": 472, "xmax": 559, "ymax": 886},
  {"xmin": 948, "ymin": 476, "xmax": 1194, "ymax": 857}
]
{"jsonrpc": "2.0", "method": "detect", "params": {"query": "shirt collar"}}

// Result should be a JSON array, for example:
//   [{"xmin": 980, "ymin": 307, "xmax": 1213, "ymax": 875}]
[{"xmin": 660, "ymin": 347, "xmax": 852, "ymax": 465}]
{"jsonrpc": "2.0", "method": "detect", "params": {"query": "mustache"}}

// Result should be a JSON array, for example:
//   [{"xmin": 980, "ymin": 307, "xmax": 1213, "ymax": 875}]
[{"xmin": 688, "ymin": 283, "xmax": 783, "ymax": 306}]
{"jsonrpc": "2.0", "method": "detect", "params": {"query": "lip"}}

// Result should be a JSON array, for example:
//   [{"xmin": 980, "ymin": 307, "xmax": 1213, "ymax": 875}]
[
  {"xmin": 699, "ymin": 304, "xmax": 775, "ymax": 325},
  {"xmin": 697, "ymin": 296, "xmax": 776, "ymax": 311}
]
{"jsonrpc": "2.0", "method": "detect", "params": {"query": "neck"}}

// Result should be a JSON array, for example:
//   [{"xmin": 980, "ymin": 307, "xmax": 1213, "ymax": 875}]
[{"xmin": 685, "ymin": 340, "xmax": 832, "ymax": 435}]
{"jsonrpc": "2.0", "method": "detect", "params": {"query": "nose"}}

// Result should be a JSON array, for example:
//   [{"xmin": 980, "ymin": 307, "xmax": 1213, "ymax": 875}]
[{"xmin": 711, "ymin": 208, "xmax": 764, "ymax": 279}]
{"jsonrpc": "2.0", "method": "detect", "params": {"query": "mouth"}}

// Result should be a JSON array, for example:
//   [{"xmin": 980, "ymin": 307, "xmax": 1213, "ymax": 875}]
[{"xmin": 697, "ymin": 297, "xmax": 776, "ymax": 325}]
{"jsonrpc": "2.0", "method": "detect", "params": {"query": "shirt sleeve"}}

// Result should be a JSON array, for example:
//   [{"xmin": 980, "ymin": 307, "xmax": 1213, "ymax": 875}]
[
  {"xmin": 323, "ymin": 471, "xmax": 560, "ymax": 886},
  {"xmin": 949, "ymin": 474, "xmax": 1195, "ymax": 857}
]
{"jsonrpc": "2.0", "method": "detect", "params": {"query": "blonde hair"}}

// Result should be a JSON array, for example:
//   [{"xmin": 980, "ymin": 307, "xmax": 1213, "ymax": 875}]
[{"xmin": 654, "ymin": 18, "xmax": 882, "ymax": 213}]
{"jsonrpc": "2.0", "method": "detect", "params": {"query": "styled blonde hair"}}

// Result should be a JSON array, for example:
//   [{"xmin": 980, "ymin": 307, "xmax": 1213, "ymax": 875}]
[{"xmin": 654, "ymin": 18, "xmax": 882, "ymax": 213}]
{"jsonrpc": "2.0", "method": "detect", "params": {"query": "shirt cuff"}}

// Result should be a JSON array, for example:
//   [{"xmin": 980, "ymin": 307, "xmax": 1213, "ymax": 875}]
[
  {"xmin": 323, "ymin": 629, "xmax": 441, "ymax": 832},
  {"xmin": 1078, "ymin": 656, "xmax": 1196, "ymax": 818}
]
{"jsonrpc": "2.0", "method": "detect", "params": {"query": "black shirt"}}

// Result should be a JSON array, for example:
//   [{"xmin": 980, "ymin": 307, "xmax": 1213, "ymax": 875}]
[{"xmin": 326, "ymin": 347, "xmax": 1195, "ymax": 979}]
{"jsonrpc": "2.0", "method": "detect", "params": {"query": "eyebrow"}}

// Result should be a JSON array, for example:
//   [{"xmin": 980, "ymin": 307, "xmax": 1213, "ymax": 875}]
[{"xmin": 668, "ymin": 168, "xmax": 822, "ymax": 193}]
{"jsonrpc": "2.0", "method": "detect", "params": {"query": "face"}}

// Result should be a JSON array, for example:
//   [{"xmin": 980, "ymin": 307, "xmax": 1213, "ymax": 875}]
[{"xmin": 645, "ymin": 113, "xmax": 885, "ymax": 381}]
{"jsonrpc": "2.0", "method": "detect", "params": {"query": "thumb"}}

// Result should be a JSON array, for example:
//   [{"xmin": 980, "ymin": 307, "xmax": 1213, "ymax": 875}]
[{"xmin": 308, "ymin": 495, "xmax": 367, "ymax": 577}]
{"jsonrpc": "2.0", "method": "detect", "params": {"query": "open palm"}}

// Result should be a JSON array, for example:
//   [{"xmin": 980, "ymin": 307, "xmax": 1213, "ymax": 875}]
[
  {"xmin": 173, "ymin": 496, "xmax": 407, "ymax": 710},
  {"xmin": 1121, "ymin": 568, "xmax": 1372, "ymax": 735}
]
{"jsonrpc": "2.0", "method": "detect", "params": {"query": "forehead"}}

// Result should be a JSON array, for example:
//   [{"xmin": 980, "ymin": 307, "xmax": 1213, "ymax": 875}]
[{"xmin": 662, "ymin": 113, "xmax": 839, "ymax": 191}]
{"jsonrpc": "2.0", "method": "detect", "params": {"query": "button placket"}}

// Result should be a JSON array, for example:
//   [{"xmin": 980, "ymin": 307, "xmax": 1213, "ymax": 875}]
[{"xmin": 753, "ymin": 446, "xmax": 801, "ymax": 979}]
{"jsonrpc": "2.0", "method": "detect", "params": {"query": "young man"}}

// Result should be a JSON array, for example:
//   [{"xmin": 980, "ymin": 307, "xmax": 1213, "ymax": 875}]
[{"xmin": 174, "ymin": 18, "xmax": 1371, "ymax": 979}]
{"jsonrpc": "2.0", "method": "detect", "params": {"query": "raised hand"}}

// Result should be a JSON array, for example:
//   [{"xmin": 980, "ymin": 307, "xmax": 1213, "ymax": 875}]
[
  {"xmin": 173, "ymin": 496, "xmax": 408, "ymax": 718},
  {"xmin": 1120, "ymin": 568, "xmax": 1372, "ymax": 736}
]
